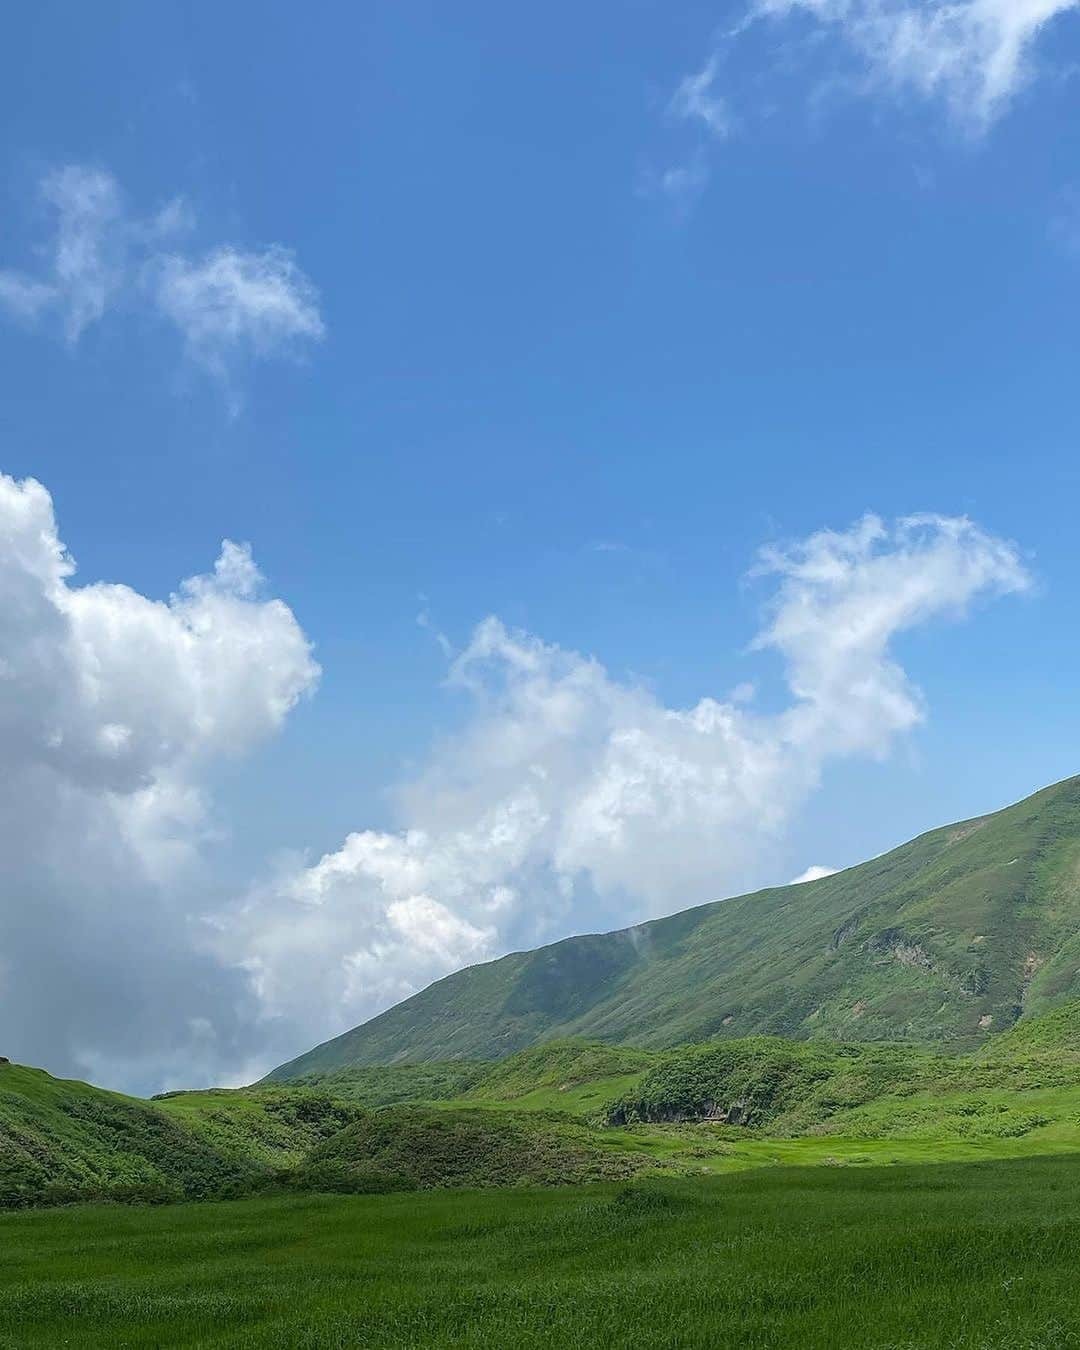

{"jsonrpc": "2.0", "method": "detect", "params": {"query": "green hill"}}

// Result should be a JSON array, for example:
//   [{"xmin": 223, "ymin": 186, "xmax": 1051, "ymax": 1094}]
[
  {"xmin": 268, "ymin": 775, "xmax": 1080, "ymax": 1077},
  {"xmin": 294, "ymin": 1107, "xmax": 654, "ymax": 1193},
  {"xmin": 0, "ymin": 1060, "xmax": 365, "ymax": 1208}
]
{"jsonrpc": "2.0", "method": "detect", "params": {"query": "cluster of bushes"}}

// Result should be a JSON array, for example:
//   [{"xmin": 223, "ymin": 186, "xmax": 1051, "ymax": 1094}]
[
  {"xmin": 605, "ymin": 1039, "xmax": 946, "ymax": 1129},
  {"xmin": 603, "ymin": 1027, "xmax": 1080, "ymax": 1140},
  {"xmin": 292, "ymin": 1108, "xmax": 654, "ymax": 1194}
]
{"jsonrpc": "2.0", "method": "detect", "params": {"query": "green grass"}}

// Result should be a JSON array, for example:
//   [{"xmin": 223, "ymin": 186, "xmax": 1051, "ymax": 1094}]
[{"xmin": 7, "ymin": 1156, "xmax": 1080, "ymax": 1347}]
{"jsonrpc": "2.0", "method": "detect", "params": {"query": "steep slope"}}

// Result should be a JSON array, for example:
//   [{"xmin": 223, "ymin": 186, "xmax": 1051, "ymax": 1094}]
[{"xmin": 268, "ymin": 776, "xmax": 1080, "ymax": 1076}]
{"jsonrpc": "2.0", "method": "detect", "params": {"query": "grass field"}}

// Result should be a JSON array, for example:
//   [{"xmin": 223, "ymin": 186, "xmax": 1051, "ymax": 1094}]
[{"xmin": 5, "ymin": 1155, "xmax": 1080, "ymax": 1348}]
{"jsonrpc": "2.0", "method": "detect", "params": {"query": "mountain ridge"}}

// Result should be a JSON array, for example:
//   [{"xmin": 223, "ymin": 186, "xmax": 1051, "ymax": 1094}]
[{"xmin": 267, "ymin": 775, "xmax": 1080, "ymax": 1079}]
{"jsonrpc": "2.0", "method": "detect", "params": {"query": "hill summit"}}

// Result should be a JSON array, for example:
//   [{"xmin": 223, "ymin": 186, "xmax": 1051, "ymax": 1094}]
[{"xmin": 267, "ymin": 776, "xmax": 1080, "ymax": 1079}]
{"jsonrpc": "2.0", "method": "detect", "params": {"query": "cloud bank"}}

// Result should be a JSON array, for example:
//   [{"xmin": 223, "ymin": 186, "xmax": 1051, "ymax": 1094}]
[
  {"xmin": 0, "ymin": 166, "xmax": 324, "ymax": 397},
  {"xmin": 0, "ymin": 473, "xmax": 319, "ymax": 1089},
  {"xmin": 0, "ymin": 481, "xmax": 1029, "ymax": 1089}
]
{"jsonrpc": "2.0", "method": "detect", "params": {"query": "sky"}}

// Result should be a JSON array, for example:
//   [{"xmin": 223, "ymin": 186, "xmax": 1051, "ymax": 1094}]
[{"xmin": 2, "ymin": 0, "xmax": 1080, "ymax": 1093}]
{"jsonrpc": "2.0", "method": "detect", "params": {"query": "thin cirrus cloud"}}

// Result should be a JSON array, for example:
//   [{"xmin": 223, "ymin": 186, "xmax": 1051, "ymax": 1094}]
[
  {"xmin": 0, "ymin": 474, "xmax": 1030, "ymax": 1091},
  {"xmin": 0, "ymin": 164, "xmax": 324, "ymax": 398},
  {"xmin": 659, "ymin": 0, "xmax": 1079, "ymax": 202}
]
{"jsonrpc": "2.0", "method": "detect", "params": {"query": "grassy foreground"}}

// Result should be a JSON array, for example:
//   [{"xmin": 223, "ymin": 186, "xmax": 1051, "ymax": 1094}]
[{"xmin": 5, "ymin": 1156, "xmax": 1080, "ymax": 1348}]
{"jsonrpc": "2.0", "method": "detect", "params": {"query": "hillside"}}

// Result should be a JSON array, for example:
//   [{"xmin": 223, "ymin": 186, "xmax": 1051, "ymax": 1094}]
[
  {"xmin": 268, "ymin": 776, "xmax": 1080, "ymax": 1076},
  {"xmin": 0, "ymin": 1050, "xmax": 660, "ymax": 1208},
  {"xmin": 278, "ymin": 1040, "xmax": 655, "ymax": 1114},
  {"xmin": 0, "ymin": 1060, "xmax": 365, "ymax": 1207}
]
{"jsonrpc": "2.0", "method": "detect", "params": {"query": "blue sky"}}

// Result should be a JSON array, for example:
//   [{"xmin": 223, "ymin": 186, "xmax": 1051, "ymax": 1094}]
[{"xmin": 2, "ymin": 1, "xmax": 1080, "ymax": 1088}]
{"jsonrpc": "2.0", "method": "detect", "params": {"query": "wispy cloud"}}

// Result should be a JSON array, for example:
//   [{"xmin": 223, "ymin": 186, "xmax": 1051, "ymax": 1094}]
[
  {"xmin": 675, "ymin": 51, "xmax": 734, "ymax": 139},
  {"xmin": 155, "ymin": 245, "xmax": 325, "ymax": 382},
  {"xmin": 0, "ymin": 166, "xmax": 124, "ymax": 341},
  {"xmin": 755, "ymin": 0, "xmax": 1080, "ymax": 132},
  {"xmin": 0, "ymin": 165, "xmax": 324, "ymax": 403},
  {"xmin": 670, "ymin": 52, "xmax": 733, "ymax": 138},
  {"xmin": 656, "ymin": 0, "xmax": 1079, "ymax": 209}
]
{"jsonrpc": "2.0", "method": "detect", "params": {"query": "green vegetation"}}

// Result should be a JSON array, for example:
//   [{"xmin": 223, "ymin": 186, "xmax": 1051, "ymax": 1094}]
[
  {"xmin": 294, "ymin": 1107, "xmax": 654, "ymax": 1192},
  {"xmin": 606, "ymin": 1023, "xmax": 1080, "ymax": 1152},
  {"xmin": 280, "ymin": 1039, "xmax": 656, "ymax": 1116},
  {"xmin": 267, "ymin": 775, "xmax": 1080, "ymax": 1074},
  {"xmin": 269, "ymin": 1059, "xmax": 487, "ymax": 1106},
  {"xmin": 18, "ymin": 1003, "xmax": 1080, "ymax": 1209},
  {"xmin": 0, "ymin": 1052, "xmax": 657, "ymax": 1208},
  {"xmin": 20, "ymin": 997, "xmax": 1080, "ymax": 1211},
  {"xmin": 0, "ymin": 1062, "xmax": 365, "ymax": 1208},
  {"xmin": 8, "ymin": 1157, "xmax": 1080, "ymax": 1347}
]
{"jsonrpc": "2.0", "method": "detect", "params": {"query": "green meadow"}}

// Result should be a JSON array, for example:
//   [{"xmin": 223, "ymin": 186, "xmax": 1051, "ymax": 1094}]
[{"xmin": 6, "ymin": 1156, "xmax": 1080, "ymax": 1349}]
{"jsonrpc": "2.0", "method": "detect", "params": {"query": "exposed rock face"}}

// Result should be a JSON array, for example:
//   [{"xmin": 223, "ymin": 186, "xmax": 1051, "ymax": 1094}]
[
  {"xmin": 867, "ymin": 928, "xmax": 935, "ymax": 971},
  {"xmin": 831, "ymin": 913, "xmax": 863, "ymax": 950}
]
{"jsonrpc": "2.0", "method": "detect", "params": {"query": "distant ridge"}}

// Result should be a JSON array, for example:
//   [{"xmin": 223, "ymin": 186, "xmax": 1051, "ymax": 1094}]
[{"xmin": 267, "ymin": 776, "xmax": 1080, "ymax": 1080}]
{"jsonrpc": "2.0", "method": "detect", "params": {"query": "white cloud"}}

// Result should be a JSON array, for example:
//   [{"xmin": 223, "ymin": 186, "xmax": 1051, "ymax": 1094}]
[
  {"xmin": 224, "ymin": 512, "xmax": 1029, "ymax": 1062},
  {"xmin": 0, "ymin": 472, "xmax": 318, "ymax": 1090},
  {"xmin": 756, "ymin": 0, "xmax": 1080, "ymax": 129},
  {"xmin": 0, "ymin": 165, "xmax": 324, "ymax": 396},
  {"xmin": 670, "ymin": 53, "xmax": 732, "ymax": 138},
  {"xmin": 663, "ymin": 0, "xmax": 1079, "ymax": 177},
  {"xmin": 790, "ymin": 864, "xmax": 839, "ymax": 883},
  {"xmin": 154, "ymin": 245, "xmax": 325, "ymax": 381},
  {"xmin": 0, "ymin": 166, "xmax": 123, "ymax": 341}
]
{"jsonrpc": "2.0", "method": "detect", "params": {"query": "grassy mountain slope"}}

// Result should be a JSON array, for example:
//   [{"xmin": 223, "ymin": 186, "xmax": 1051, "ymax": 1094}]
[
  {"xmin": 264, "ymin": 1041, "xmax": 657, "ymax": 1116},
  {"xmin": 269, "ymin": 775, "xmax": 1080, "ymax": 1076}
]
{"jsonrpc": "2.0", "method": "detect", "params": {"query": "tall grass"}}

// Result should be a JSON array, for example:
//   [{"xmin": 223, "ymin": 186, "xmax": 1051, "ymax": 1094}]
[{"xmin": 4, "ymin": 1155, "xmax": 1080, "ymax": 1347}]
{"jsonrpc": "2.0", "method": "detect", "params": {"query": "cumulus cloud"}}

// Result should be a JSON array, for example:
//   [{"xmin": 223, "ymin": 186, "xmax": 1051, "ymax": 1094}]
[
  {"xmin": 0, "ymin": 472, "xmax": 318, "ymax": 1090},
  {"xmin": 0, "ymin": 488, "xmax": 1030, "ymax": 1088},
  {"xmin": 790, "ymin": 864, "xmax": 839, "ymax": 883},
  {"xmin": 224, "ymin": 513, "xmax": 1029, "ymax": 1064},
  {"xmin": 0, "ymin": 165, "xmax": 324, "ymax": 396}
]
